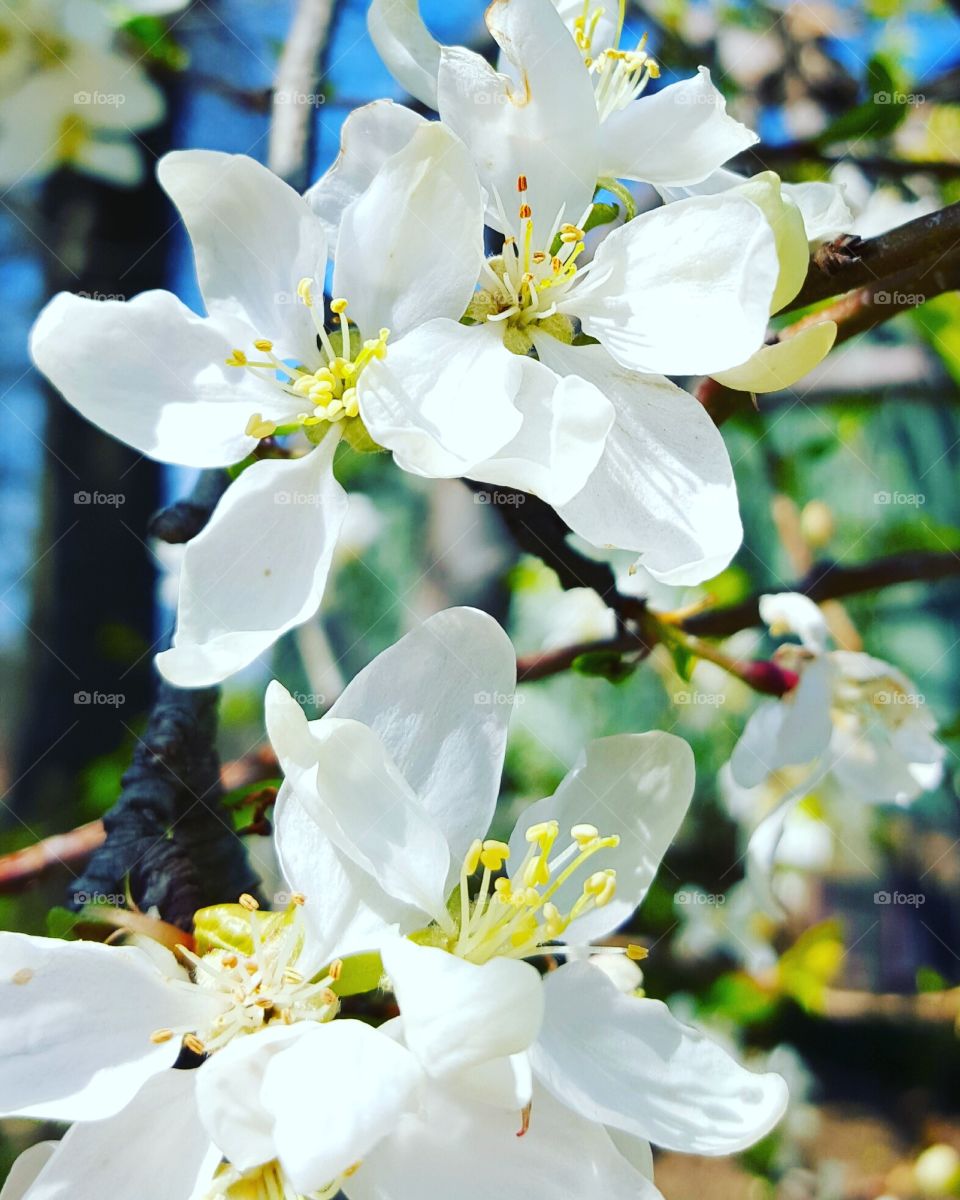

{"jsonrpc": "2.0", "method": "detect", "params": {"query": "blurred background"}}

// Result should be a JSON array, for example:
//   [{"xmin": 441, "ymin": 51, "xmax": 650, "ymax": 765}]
[{"xmin": 3, "ymin": 0, "xmax": 960, "ymax": 1196}]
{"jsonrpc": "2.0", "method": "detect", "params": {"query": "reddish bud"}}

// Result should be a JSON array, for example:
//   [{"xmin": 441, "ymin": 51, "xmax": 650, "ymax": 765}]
[{"xmin": 738, "ymin": 659, "xmax": 800, "ymax": 696}]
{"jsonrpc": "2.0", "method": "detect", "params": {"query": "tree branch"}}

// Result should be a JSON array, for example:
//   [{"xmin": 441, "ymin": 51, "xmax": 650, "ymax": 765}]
[
  {"xmin": 77, "ymin": 0, "xmax": 338, "ymax": 926},
  {"xmin": 515, "ymin": 549, "xmax": 960, "ymax": 682},
  {"xmin": 785, "ymin": 202, "xmax": 960, "ymax": 313}
]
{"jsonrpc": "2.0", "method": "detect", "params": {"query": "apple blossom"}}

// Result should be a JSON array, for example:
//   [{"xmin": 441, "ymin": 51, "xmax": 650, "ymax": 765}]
[
  {"xmin": 308, "ymin": 95, "xmax": 786, "ymax": 584},
  {"xmin": 0, "ymin": 897, "xmax": 426, "ymax": 1200},
  {"xmin": 367, "ymin": 0, "xmax": 759, "ymax": 222},
  {"xmin": 729, "ymin": 591, "xmax": 945, "ymax": 904},
  {"xmin": 31, "ymin": 127, "xmax": 619, "ymax": 685},
  {"xmin": 266, "ymin": 606, "xmax": 789, "ymax": 1162},
  {"xmin": 0, "ymin": 0, "xmax": 166, "ymax": 188}
]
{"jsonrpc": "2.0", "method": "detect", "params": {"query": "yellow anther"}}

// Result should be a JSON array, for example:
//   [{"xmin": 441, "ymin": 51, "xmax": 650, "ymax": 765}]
[
  {"xmin": 494, "ymin": 877, "xmax": 513, "ymax": 898},
  {"xmin": 239, "ymin": 894, "xmax": 259, "ymax": 911},
  {"xmin": 296, "ymin": 277, "xmax": 314, "ymax": 306},
  {"xmin": 626, "ymin": 944, "xmax": 649, "ymax": 961},
  {"xmin": 328, "ymin": 958, "xmax": 343, "ymax": 981},
  {"xmin": 571, "ymin": 823, "xmax": 600, "ymax": 847},
  {"xmin": 184, "ymin": 1034, "xmax": 206, "ymax": 1056},
  {"xmin": 245, "ymin": 961, "xmax": 259, "ymax": 975},
  {"xmin": 222, "ymin": 954, "xmax": 238, "ymax": 969},
  {"xmin": 253, "ymin": 339, "xmax": 274, "ymax": 352},
  {"xmin": 244, "ymin": 414, "xmax": 277, "ymax": 440},
  {"xmin": 150, "ymin": 1028, "xmax": 174, "ymax": 1044},
  {"xmin": 326, "ymin": 399, "xmax": 345, "ymax": 419},
  {"xmin": 480, "ymin": 839, "xmax": 511, "ymax": 871},
  {"xmin": 559, "ymin": 224, "xmax": 585, "ymax": 243},
  {"xmin": 319, "ymin": 987, "xmax": 337, "ymax": 1006},
  {"xmin": 523, "ymin": 856, "xmax": 551, "ymax": 888},
  {"xmin": 291, "ymin": 893, "xmax": 307, "ymax": 906},
  {"xmin": 464, "ymin": 839, "xmax": 483, "ymax": 875},
  {"xmin": 225, "ymin": 349, "xmax": 247, "ymax": 367},
  {"xmin": 517, "ymin": 174, "xmax": 528, "ymax": 193},
  {"xmin": 330, "ymin": 297, "xmax": 349, "ymax": 315},
  {"xmin": 525, "ymin": 820, "xmax": 559, "ymax": 846},
  {"xmin": 584, "ymin": 869, "xmax": 617, "ymax": 907},
  {"xmin": 519, "ymin": 203, "xmax": 532, "ymax": 220},
  {"xmin": 254, "ymin": 996, "xmax": 273, "ymax": 1009},
  {"xmin": 342, "ymin": 1163, "xmax": 362, "ymax": 1179}
]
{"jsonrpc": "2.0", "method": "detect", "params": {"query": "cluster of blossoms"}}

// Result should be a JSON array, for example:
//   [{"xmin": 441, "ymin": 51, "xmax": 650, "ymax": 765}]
[
  {"xmin": 0, "ymin": 0, "xmax": 184, "ymax": 188},
  {"xmin": 7, "ymin": 1, "xmax": 949, "ymax": 1198},
  {"xmin": 30, "ymin": 0, "xmax": 855, "ymax": 686},
  {"xmin": 1, "ymin": 610, "xmax": 789, "ymax": 1200}
]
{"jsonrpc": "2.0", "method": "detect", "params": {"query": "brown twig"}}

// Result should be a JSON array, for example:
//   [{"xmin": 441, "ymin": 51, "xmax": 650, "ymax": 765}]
[
  {"xmin": 785, "ymin": 202, "xmax": 960, "ymax": 313},
  {"xmin": 821, "ymin": 984, "xmax": 960, "ymax": 1023},
  {"xmin": 268, "ymin": 0, "xmax": 337, "ymax": 192},
  {"xmin": 515, "ymin": 549, "xmax": 960, "ymax": 683}
]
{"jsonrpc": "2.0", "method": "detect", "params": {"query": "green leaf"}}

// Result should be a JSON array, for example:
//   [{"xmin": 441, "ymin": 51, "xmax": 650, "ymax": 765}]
[
  {"xmin": 911, "ymin": 293, "xmax": 960, "ymax": 385},
  {"xmin": 816, "ymin": 58, "xmax": 909, "ymax": 145}
]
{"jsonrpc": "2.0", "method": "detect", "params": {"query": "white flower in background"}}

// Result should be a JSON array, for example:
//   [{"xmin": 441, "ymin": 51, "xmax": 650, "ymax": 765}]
[
  {"xmin": 309, "ymin": 98, "xmax": 785, "ymax": 586},
  {"xmin": 367, "ymin": 0, "xmax": 758, "ymax": 223},
  {"xmin": 728, "ymin": 591, "xmax": 945, "ymax": 904},
  {"xmin": 0, "ymin": 898, "xmax": 426, "ymax": 1200},
  {"xmin": 32, "ymin": 128, "xmax": 616, "ymax": 685},
  {"xmin": 266, "ymin": 606, "xmax": 789, "ymax": 1175},
  {"xmin": 830, "ymin": 161, "xmax": 940, "ymax": 239},
  {"xmin": 0, "ymin": 0, "xmax": 166, "ymax": 188},
  {"xmin": 673, "ymin": 879, "xmax": 781, "ymax": 975}
]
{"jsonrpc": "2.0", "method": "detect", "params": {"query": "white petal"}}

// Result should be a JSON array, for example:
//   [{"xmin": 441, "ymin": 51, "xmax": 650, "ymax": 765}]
[
  {"xmin": 535, "ymin": 337, "xmax": 742, "ymax": 584},
  {"xmin": 69, "ymin": 46, "xmax": 165, "ymax": 131},
  {"xmin": 437, "ymin": 0, "xmax": 600, "ymax": 232},
  {"xmin": 600, "ymin": 67, "xmax": 758, "ymax": 187},
  {"xmin": 328, "ymin": 607, "xmax": 516, "ymax": 869},
  {"xmin": 508, "ymin": 733, "xmax": 695, "ymax": 943},
  {"xmin": 382, "ymin": 937, "xmax": 544, "ymax": 1080},
  {"xmin": 157, "ymin": 151, "xmax": 327, "ymax": 365},
  {"xmin": 367, "ymin": 0, "xmax": 442, "ymax": 108},
  {"xmin": 759, "ymin": 592, "xmax": 829, "ymax": 653},
  {"xmin": 333, "ymin": 122, "xmax": 483, "ymax": 338},
  {"xmin": 467, "ymin": 355, "xmax": 614, "ymax": 506},
  {"xmin": 74, "ymin": 139, "xmax": 144, "ymax": 187},
  {"xmin": 156, "ymin": 438, "xmax": 348, "ymax": 687},
  {"xmin": 712, "ymin": 322, "xmax": 837, "ymax": 394},
  {"xmin": 304, "ymin": 101, "xmax": 427, "ymax": 244},
  {"xmin": 732, "ymin": 172, "xmax": 809, "ymax": 314},
  {"xmin": 0, "ymin": 934, "xmax": 223, "ymax": 1121},
  {"xmin": 345, "ymin": 1081, "xmax": 663, "ymax": 1200},
  {"xmin": 266, "ymin": 697, "xmax": 452, "ymax": 926},
  {"xmin": 532, "ymin": 962, "xmax": 788, "ymax": 1153},
  {"xmin": 358, "ymin": 319, "xmax": 523, "ymax": 477},
  {"xmin": 195, "ymin": 1024, "xmax": 305, "ymax": 1173},
  {"xmin": 197, "ymin": 1021, "xmax": 421, "ymax": 1193},
  {"xmin": 272, "ymin": 780, "xmax": 420, "ymax": 968},
  {"xmin": 0, "ymin": 1145, "xmax": 55, "ymax": 1200},
  {"xmin": 262, "ymin": 1022, "xmax": 423, "ymax": 1193},
  {"xmin": 567, "ymin": 193, "xmax": 779, "ymax": 376},
  {"xmin": 456, "ymin": 1053, "xmax": 534, "ymax": 1110},
  {"xmin": 14, "ymin": 1070, "xmax": 218, "ymax": 1200},
  {"xmin": 730, "ymin": 658, "xmax": 834, "ymax": 788},
  {"xmin": 30, "ymin": 291, "xmax": 272, "ymax": 469},
  {"xmin": 782, "ymin": 180, "xmax": 854, "ymax": 244}
]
